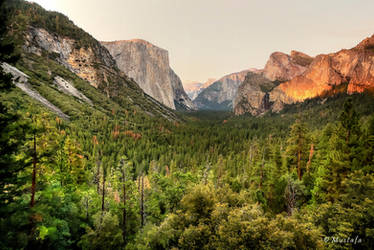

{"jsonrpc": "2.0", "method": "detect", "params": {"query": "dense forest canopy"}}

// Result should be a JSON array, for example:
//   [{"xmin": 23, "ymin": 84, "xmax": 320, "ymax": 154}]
[{"xmin": 1, "ymin": 0, "xmax": 374, "ymax": 249}]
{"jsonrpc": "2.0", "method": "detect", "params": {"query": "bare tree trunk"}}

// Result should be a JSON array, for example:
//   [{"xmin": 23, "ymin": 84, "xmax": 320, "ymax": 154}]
[
  {"xmin": 297, "ymin": 149, "xmax": 302, "ymax": 180},
  {"xmin": 30, "ymin": 133, "xmax": 37, "ymax": 208},
  {"xmin": 285, "ymin": 180, "xmax": 296, "ymax": 216}
]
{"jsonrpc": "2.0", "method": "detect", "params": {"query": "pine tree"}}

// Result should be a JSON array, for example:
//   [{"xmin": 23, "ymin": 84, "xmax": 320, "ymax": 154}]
[
  {"xmin": 314, "ymin": 99, "xmax": 362, "ymax": 202},
  {"xmin": 340, "ymin": 98, "xmax": 359, "ymax": 144},
  {"xmin": 286, "ymin": 119, "xmax": 309, "ymax": 180}
]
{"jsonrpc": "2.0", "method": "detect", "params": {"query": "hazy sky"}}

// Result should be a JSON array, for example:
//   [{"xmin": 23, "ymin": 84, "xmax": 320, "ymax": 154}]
[{"xmin": 31, "ymin": 0, "xmax": 374, "ymax": 83}]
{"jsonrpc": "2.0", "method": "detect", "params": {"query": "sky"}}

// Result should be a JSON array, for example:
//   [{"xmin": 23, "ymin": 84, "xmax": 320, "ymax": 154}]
[{"xmin": 30, "ymin": 0, "xmax": 374, "ymax": 84}]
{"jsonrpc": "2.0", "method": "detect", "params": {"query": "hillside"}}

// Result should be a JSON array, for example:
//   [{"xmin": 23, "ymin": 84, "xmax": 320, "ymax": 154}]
[{"xmin": 1, "ymin": 0, "xmax": 178, "ymax": 121}]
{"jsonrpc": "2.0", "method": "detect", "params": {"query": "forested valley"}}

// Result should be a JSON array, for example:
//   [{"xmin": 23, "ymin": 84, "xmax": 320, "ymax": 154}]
[{"xmin": 2, "ymin": 81, "xmax": 374, "ymax": 249}]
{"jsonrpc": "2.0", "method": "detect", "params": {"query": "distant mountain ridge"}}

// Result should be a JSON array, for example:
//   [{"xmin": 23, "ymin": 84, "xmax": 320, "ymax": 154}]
[
  {"xmin": 183, "ymin": 78, "xmax": 216, "ymax": 100},
  {"xmin": 193, "ymin": 69, "xmax": 255, "ymax": 110}
]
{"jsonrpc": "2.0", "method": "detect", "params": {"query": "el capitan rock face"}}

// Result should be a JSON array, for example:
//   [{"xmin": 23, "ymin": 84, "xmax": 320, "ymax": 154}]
[
  {"xmin": 169, "ymin": 68, "xmax": 195, "ymax": 110},
  {"xmin": 101, "ymin": 39, "xmax": 194, "ymax": 110}
]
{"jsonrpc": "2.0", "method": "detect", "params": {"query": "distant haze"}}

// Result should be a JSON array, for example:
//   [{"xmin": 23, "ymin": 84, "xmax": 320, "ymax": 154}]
[{"xmin": 30, "ymin": 0, "xmax": 374, "ymax": 84}]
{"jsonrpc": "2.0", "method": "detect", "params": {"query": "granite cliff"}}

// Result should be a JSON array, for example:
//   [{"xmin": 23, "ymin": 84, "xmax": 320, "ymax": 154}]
[
  {"xmin": 263, "ymin": 51, "xmax": 312, "ymax": 81},
  {"xmin": 233, "ymin": 72, "xmax": 278, "ymax": 116},
  {"xmin": 101, "ymin": 40, "xmax": 194, "ymax": 110}
]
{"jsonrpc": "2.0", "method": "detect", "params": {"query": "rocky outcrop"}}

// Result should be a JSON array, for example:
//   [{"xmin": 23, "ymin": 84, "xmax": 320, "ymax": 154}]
[
  {"xmin": 24, "ymin": 27, "xmax": 117, "ymax": 89},
  {"xmin": 263, "ymin": 51, "xmax": 310, "ymax": 82},
  {"xmin": 233, "ymin": 72, "xmax": 275, "ymax": 115},
  {"xmin": 101, "ymin": 39, "xmax": 194, "ymax": 110},
  {"xmin": 234, "ymin": 51, "xmax": 311, "ymax": 115},
  {"xmin": 194, "ymin": 70, "xmax": 252, "ymax": 110},
  {"xmin": 290, "ymin": 50, "xmax": 314, "ymax": 67},
  {"xmin": 53, "ymin": 76, "xmax": 92, "ymax": 105}
]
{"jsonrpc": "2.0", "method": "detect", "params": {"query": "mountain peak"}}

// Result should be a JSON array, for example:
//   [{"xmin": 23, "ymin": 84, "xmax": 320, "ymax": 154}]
[
  {"xmin": 290, "ymin": 50, "xmax": 314, "ymax": 67},
  {"xmin": 264, "ymin": 51, "xmax": 309, "ymax": 82},
  {"xmin": 355, "ymin": 34, "xmax": 374, "ymax": 50}
]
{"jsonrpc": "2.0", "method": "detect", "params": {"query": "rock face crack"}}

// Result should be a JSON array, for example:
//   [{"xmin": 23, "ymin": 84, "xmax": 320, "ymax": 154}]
[
  {"xmin": 16, "ymin": 82, "xmax": 70, "ymax": 120},
  {"xmin": 261, "ymin": 93, "xmax": 271, "ymax": 111},
  {"xmin": 53, "ymin": 76, "xmax": 92, "ymax": 105}
]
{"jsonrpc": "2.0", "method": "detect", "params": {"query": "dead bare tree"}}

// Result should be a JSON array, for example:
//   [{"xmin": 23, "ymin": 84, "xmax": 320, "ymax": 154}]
[{"xmin": 285, "ymin": 177, "xmax": 297, "ymax": 216}]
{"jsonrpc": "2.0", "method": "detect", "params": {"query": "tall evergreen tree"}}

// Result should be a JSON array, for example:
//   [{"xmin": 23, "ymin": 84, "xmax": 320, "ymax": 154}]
[
  {"xmin": 340, "ymin": 98, "xmax": 359, "ymax": 144},
  {"xmin": 0, "ymin": 0, "xmax": 26, "ymax": 207},
  {"xmin": 286, "ymin": 119, "xmax": 309, "ymax": 180}
]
